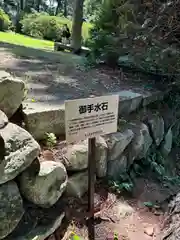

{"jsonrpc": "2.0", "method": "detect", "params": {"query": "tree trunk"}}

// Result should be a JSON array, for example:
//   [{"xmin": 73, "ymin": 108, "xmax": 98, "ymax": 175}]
[
  {"xmin": 36, "ymin": 0, "xmax": 41, "ymax": 12},
  {"xmin": 55, "ymin": 0, "xmax": 62, "ymax": 15},
  {"xmin": 20, "ymin": 0, "xmax": 24, "ymax": 10},
  {"xmin": 63, "ymin": 0, "xmax": 67, "ymax": 17},
  {"xmin": 71, "ymin": 0, "xmax": 84, "ymax": 52}
]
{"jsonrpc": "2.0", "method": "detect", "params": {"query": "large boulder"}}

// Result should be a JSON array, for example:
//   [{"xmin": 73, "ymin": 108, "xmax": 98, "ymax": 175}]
[
  {"xmin": 105, "ymin": 129, "xmax": 134, "ymax": 161},
  {"xmin": 117, "ymin": 90, "xmax": 143, "ymax": 115},
  {"xmin": 23, "ymin": 103, "xmax": 65, "ymax": 140},
  {"xmin": 0, "ymin": 123, "xmax": 40, "ymax": 184},
  {"xmin": 107, "ymin": 155, "xmax": 127, "ymax": 180},
  {"xmin": 62, "ymin": 140, "xmax": 88, "ymax": 171},
  {"xmin": 4, "ymin": 198, "xmax": 65, "ymax": 240},
  {"xmin": 66, "ymin": 171, "xmax": 92, "ymax": 198},
  {"xmin": 55, "ymin": 138, "xmax": 107, "ymax": 176},
  {"xmin": 126, "ymin": 122, "xmax": 153, "ymax": 164},
  {"xmin": 0, "ymin": 181, "xmax": 24, "ymax": 239},
  {"xmin": 160, "ymin": 128, "xmax": 173, "ymax": 157},
  {"xmin": 148, "ymin": 115, "xmax": 165, "ymax": 146},
  {"xmin": 19, "ymin": 161, "xmax": 68, "ymax": 208},
  {"xmin": 0, "ymin": 71, "xmax": 25, "ymax": 118}
]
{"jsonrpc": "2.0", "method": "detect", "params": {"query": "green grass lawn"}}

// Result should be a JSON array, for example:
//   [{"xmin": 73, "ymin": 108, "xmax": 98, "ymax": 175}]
[{"xmin": 0, "ymin": 31, "xmax": 54, "ymax": 50}]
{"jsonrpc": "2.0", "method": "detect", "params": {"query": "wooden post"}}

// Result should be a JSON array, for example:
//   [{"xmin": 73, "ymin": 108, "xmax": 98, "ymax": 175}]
[{"xmin": 87, "ymin": 137, "xmax": 96, "ymax": 240}]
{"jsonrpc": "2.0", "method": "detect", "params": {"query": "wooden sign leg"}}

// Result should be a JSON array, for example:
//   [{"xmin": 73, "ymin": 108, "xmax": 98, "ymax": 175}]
[{"xmin": 87, "ymin": 137, "xmax": 96, "ymax": 240}]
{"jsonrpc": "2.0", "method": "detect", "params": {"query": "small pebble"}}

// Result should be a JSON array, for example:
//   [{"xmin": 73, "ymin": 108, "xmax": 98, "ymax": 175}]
[{"xmin": 144, "ymin": 226, "xmax": 154, "ymax": 236}]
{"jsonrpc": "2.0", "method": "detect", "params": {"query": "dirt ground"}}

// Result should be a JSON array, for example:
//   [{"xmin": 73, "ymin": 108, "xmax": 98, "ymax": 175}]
[
  {"xmin": 46, "ymin": 179, "xmax": 165, "ymax": 240},
  {"xmin": 0, "ymin": 42, "xmax": 166, "ymax": 108}
]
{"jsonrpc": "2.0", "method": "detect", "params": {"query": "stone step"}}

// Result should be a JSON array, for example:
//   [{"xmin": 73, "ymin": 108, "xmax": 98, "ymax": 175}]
[{"xmin": 23, "ymin": 89, "xmax": 169, "ymax": 140}]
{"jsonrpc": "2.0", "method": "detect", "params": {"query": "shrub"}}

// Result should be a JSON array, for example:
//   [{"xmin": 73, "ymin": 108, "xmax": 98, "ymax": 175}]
[
  {"xmin": 21, "ymin": 12, "xmax": 92, "ymax": 42},
  {"xmin": 21, "ymin": 13, "xmax": 71, "ymax": 41},
  {"xmin": 88, "ymin": 0, "xmax": 138, "ymax": 67},
  {"xmin": 0, "ymin": 8, "xmax": 12, "ymax": 31}
]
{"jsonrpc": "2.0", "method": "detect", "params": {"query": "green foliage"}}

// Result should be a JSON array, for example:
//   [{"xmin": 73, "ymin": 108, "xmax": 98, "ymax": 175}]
[
  {"xmin": 70, "ymin": 234, "xmax": 82, "ymax": 240},
  {"xmin": 0, "ymin": 8, "xmax": 12, "ymax": 31},
  {"xmin": 87, "ymin": 0, "xmax": 180, "ymax": 78},
  {"xmin": 44, "ymin": 132, "xmax": 57, "ymax": 148},
  {"xmin": 21, "ymin": 13, "xmax": 70, "ymax": 40},
  {"xmin": 21, "ymin": 12, "xmax": 92, "ymax": 42},
  {"xmin": 84, "ymin": 0, "xmax": 102, "ymax": 22},
  {"xmin": 108, "ymin": 171, "xmax": 134, "ymax": 193},
  {"xmin": 88, "ymin": 0, "xmax": 140, "ymax": 67}
]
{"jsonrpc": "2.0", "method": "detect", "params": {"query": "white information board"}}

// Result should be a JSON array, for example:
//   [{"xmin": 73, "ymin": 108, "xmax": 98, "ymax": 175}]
[{"xmin": 65, "ymin": 95, "xmax": 119, "ymax": 144}]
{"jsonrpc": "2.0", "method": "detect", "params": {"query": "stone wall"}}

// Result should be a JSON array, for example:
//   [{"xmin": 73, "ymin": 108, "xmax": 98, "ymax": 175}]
[{"xmin": 0, "ymin": 70, "xmax": 179, "ymax": 239}]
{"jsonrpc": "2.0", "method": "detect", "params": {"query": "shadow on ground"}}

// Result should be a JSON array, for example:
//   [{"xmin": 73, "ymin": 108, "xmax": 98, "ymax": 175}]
[{"xmin": 0, "ymin": 42, "xmax": 158, "ymax": 106}]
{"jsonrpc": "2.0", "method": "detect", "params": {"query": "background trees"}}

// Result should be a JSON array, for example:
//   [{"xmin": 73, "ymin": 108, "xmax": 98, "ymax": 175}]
[{"xmin": 1, "ymin": 0, "xmax": 180, "ymax": 78}]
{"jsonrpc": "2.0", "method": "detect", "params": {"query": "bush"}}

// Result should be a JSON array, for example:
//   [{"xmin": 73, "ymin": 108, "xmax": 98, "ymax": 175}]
[
  {"xmin": 21, "ymin": 13, "xmax": 71, "ymax": 41},
  {"xmin": 0, "ymin": 8, "xmax": 12, "ymax": 31},
  {"xmin": 88, "ymin": 0, "xmax": 138, "ymax": 67},
  {"xmin": 88, "ymin": 0, "xmax": 180, "ymax": 78},
  {"xmin": 21, "ymin": 13, "xmax": 92, "ymax": 42}
]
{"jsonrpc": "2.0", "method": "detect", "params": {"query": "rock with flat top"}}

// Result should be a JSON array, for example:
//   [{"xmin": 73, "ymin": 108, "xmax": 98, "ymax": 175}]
[
  {"xmin": 117, "ymin": 90, "xmax": 143, "ymax": 115},
  {"xmin": 23, "ymin": 103, "xmax": 65, "ymax": 140}
]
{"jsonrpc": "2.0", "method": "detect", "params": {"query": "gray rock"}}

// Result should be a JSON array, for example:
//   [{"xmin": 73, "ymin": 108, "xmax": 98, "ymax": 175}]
[
  {"xmin": 161, "ymin": 128, "xmax": 172, "ymax": 157},
  {"xmin": 63, "ymin": 140, "xmax": 88, "ymax": 171},
  {"xmin": 107, "ymin": 155, "xmax": 127, "ymax": 180},
  {"xmin": 95, "ymin": 136, "xmax": 108, "ymax": 178},
  {"xmin": 19, "ymin": 161, "xmax": 67, "ymax": 208},
  {"xmin": 18, "ymin": 213, "xmax": 64, "ymax": 240},
  {"xmin": 66, "ymin": 171, "xmax": 93, "ymax": 198},
  {"xmin": 127, "ymin": 122, "xmax": 153, "ymax": 164},
  {"xmin": 142, "ymin": 90, "xmax": 164, "ymax": 107},
  {"xmin": 135, "ymin": 123, "xmax": 153, "ymax": 159},
  {"xmin": 55, "ymin": 138, "xmax": 107, "ymax": 177},
  {"xmin": 4, "ymin": 198, "xmax": 65, "ymax": 240},
  {"xmin": 106, "ymin": 129, "xmax": 134, "ymax": 161},
  {"xmin": 23, "ymin": 103, "xmax": 65, "ymax": 140},
  {"xmin": 148, "ymin": 115, "xmax": 164, "ymax": 146},
  {"xmin": 0, "ymin": 110, "xmax": 8, "ymax": 129},
  {"xmin": 0, "ymin": 123, "xmax": 40, "ymax": 184},
  {"xmin": 0, "ymin": 181, "xmax": 24, "ymax": 239},
  {"xmin": 117, "ymin": 90, "xmax": 143, "ymax": 115},
  {"xmin": 0, "ymin": 71, "xmax": 25, "ymax": 118}
]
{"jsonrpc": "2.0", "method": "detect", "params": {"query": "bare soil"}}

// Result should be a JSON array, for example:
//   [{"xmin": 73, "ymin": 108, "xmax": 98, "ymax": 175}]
[
  {"xmin": 0, "ymin": 42, "xmax": 168, "ymax": 108},
  {"xmin": 46, "ymin": 179, "xmax": 165, "ymax": 240}
]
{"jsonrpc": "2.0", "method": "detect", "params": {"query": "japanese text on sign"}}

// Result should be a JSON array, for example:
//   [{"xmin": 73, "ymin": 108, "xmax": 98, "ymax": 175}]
[
  {"xmin": 65, "ymin": 95, "xmax": 119, "ymax": 144},
  {"xmin": 79, "ymin": 102, "xmax": 108, "ymax": 114}
]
